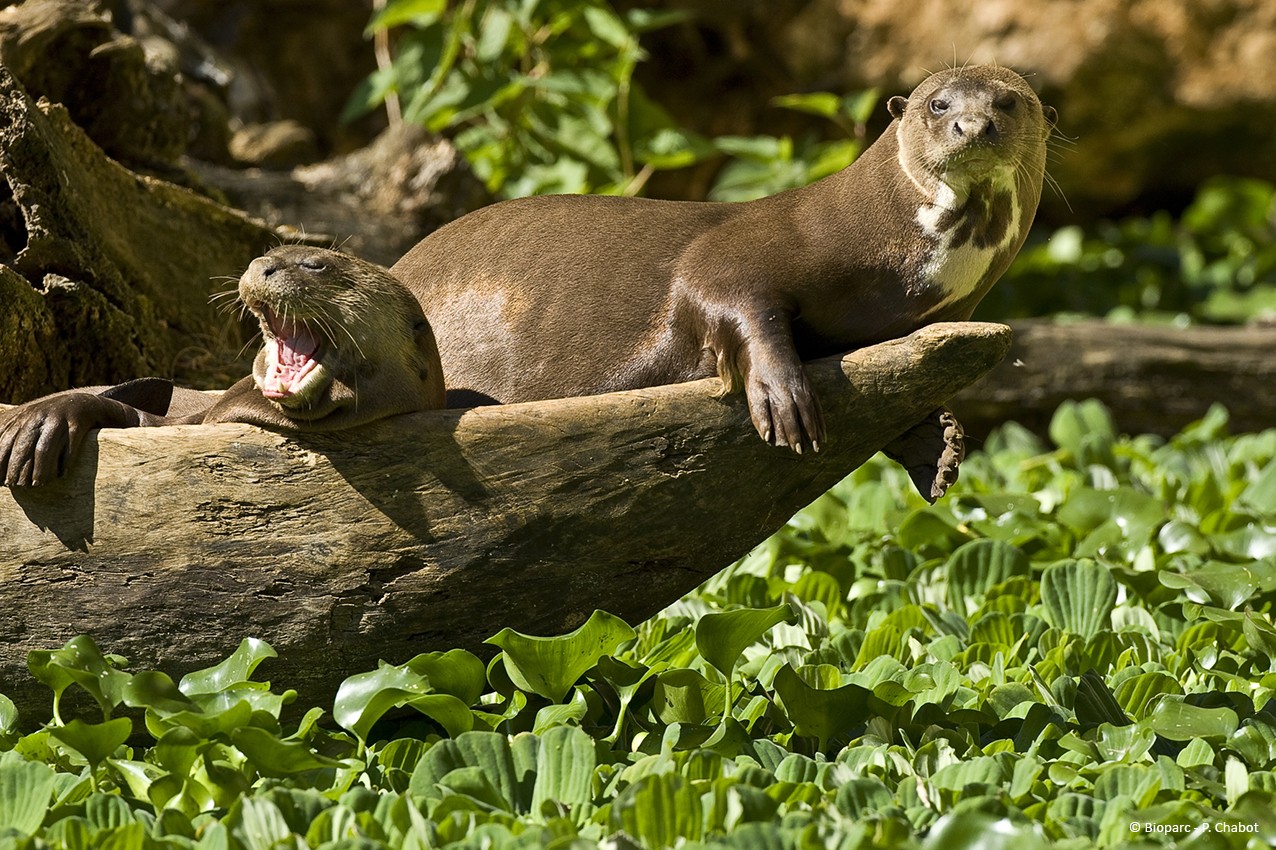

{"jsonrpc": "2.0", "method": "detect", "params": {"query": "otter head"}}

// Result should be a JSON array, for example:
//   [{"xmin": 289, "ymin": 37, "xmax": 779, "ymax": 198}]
[
  {"xmin": 882, "ymin": 66, "xmax": 1057, "ymax": 315},
  {"xmin": 888, "ymin": 65, "xmax": 1057, "ymax": 203},
  {"xmin": 238, "ymin": 246, "xmax": 445, "ymax": 426}
]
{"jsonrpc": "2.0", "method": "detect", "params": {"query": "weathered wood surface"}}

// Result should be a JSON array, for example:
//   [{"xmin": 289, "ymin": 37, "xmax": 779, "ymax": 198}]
[
  {"xmin": 951, "ymin": 319, "xmax": 1276, "ymax": 437},
  {"xmin": 0, "ymin": 322, "xmax": 1011, "ymax": 718},
  {"xmin": 0, "ymin": 62, "xmax": 276, "ymax": 402}
]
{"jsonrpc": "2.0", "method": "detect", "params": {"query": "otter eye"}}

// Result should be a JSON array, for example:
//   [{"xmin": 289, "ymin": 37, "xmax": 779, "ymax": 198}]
[
  {"xmin": 995, "ymin": 93, "xmax": 1017, "ymax": 111},
  {"xmin": 300, "ymin": 258, "xmax": 327, "ymax": 271},
  {"xmin": 929, "ymin": 98, "xmax": 949, "ymax": 115}
]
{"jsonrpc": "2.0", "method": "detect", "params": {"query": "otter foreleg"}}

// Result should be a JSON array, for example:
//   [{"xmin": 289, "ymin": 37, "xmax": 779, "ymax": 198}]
[
  {"xmin": 0, "ymin": 380, "xmax": 194, "ymax": 487},
  {"xmin": 713, "ymin": 306, "xmax": 826, "ymax": 453}
]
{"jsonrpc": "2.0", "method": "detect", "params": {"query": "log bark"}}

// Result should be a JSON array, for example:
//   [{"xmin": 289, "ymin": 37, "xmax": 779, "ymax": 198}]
[
  {"xmin": 0, "ymin": 322, "xmax": 1011, "ymax": 720},
  {"xmin": 950, "ymin": 319, "xmax": 1276, "ymax": 438}
]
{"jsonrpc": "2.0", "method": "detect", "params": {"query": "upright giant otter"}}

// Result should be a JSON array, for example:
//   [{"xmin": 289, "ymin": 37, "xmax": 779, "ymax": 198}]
[
  {"xmin": 0, "ymin": 246, "xmax": 444, "ymax": 487},
  {"xmin": 392, "ymin": 64, "xmax": 1055, "ymax": 452}
]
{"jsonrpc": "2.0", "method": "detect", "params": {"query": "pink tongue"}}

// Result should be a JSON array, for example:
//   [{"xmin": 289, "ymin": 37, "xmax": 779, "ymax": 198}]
[{"xmin": 262, "ymin": 313, "xmax": 320, "ymax": 398}]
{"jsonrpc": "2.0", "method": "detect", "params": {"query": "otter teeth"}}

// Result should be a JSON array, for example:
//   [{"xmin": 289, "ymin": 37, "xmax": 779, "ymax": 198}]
[{"xmin": 261, "ymin": 311, "xmax": 322, "ymax": 400}]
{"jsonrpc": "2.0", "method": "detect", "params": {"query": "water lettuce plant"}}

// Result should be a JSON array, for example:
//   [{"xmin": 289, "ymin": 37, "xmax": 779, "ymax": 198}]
[{"xmin": 3, "ymin": 400, "xmax": 1276, "ymax": 848}]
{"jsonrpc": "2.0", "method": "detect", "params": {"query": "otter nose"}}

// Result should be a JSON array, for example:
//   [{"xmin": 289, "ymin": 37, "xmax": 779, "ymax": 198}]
[
  {"xmin": 953, "ymin": 116, "xmax": 998, "ymax": 140},
  {"xmin": 250, "ymin": 255, "xmax": 281, "ymax": 277}
]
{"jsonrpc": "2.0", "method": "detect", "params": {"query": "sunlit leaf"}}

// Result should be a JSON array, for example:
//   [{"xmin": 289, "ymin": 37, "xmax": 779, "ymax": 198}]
[
  {"xmin": 609, "ymin": 773, "xmax": 704, "ymax": 847},
  {"xmin": 486, "ymin": 611, "xmax": 635, "ymax": 703},
  {"xmin": 0, "ymin": 751, "xmax": 56, "ymax": 836},
  {"xmin": 1040, "ymin": 559, "xmax": 1117, "ymax": 640},
  {"xmin": 772, "ymin": 664, "xmax": 872, "ymax": 748},
  {"xmin": 1150, "ymin": 698, "xmax": 1240, "ymax": 741},
  {"xmin": 49, "ymin": 718, "xmax": 131, "ymax": 769},
  {"xmin": 696, "ymin": 604, "xmax": 795, "ymax": 682},
  {"xmin": 946, "ymin": 539, "xmax": 1031, "ymax": 613},
  {"xmin": 27, "ymin": 635, "xmax": 130, "ymax": 721},
  {"xmin": 179, "ymin": 639, "xmax": 277, "ymax": 697}
]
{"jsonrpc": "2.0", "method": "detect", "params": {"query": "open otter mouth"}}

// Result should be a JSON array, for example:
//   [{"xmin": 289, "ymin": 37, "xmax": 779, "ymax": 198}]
[{"xmin": 260, "ymin": 306, "xmax": 323, "ymax": 401}]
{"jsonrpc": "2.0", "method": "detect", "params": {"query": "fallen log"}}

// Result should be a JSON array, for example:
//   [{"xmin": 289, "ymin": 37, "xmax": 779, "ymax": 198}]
[
  {"xmin": 950, "ymin": 319, "xmax": 1276, "ymax": 437},
  {"xmin": 0, "ymin": 322, "xmax": 1010, "ymax": 719}
]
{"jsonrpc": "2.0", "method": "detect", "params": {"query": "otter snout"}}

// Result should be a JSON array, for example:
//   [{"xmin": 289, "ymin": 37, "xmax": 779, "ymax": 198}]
[{"xmin": 950, "ymin": 111, "xmax": 998, "ymax": 141}]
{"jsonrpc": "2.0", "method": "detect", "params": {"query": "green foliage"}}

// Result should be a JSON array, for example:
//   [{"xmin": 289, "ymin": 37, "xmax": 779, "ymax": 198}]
[
  {"xmin": 707, "ymin": 89, "xmax": 878, "ymax": 202},
  {"xmin": 8, "ymin": 400, "xmax": 1276, "ymax": 847},
  {"xmin": 348, "ymin": 0, "xmax": 709, "ymax": 197},
  {"xmin": 983, "ymin": 177, "xmax": 1276, "ymax": 323},
  {"xmin": 349, "ymin": 0, "xmax": 878, "ymax": 202}
]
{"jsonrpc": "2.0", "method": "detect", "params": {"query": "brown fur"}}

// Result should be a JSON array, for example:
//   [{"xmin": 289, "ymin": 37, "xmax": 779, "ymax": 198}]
[
  {"xmin": 0, "ymin": 247, "xmax": 444, "ymax": 486},
  {"xmin": 392, "ymin": 65, "xmax": 1055, "ymax": 451}
]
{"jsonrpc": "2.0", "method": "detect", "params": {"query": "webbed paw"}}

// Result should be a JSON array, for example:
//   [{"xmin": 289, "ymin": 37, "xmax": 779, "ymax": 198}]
[{"xmin": 0, "ymin": 394, "xmax": 106, "ymax": 487}]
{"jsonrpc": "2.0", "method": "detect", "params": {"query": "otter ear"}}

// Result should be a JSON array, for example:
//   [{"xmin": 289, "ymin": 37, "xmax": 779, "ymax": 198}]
[
  {"xmin": 1043, "ymin": 104, "xmax": 1058, "ymax": 126},
  {"xmin": 887, "ymin": 95, "xmax": 909, "ymax": 119}
]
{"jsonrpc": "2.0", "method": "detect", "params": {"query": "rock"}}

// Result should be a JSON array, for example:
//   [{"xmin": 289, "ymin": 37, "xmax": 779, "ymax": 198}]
[
  {"xmin": 0, "ymin": 0, "xmax": 190, "ymax": 169},
  {"xmin": 153, "ymin": 0, "xmax": 381, "ymax": 155},
  {"xmin": 229, "ymin": 120, "xmax": 320, "ymax": 169}
]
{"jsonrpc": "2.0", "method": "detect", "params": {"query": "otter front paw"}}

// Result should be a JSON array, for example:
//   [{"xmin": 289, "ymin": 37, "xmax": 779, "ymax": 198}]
[
  {"xmin": 744, "ymin": 369, "xmax": 826, "ymax": 454},
  {"xmin": 0, "ymin": 395, "xmax": 103, "ymax": 487}
]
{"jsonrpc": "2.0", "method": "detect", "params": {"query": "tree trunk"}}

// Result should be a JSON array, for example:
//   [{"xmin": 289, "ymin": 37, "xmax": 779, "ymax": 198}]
[
  {"xmin": 0, "ymin": 62, "xmax": 278, "ymax": 401},
  {"xmin": 0, "ymin": 322, "xmax": 1011, "ymax": 720},
  {"xmin": 950, "ymin": 319, "xmax": 1276, "ymax": 438}
]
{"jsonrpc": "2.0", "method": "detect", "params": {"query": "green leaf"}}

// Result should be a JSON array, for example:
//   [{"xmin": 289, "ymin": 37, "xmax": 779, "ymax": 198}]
[
  {"xmin": 333, "ymin": 661, "xmax": 473, "ymax": 742},
  {"xmin": 931, "ymin": 756, "xmax": 1009, "ymax": 791},
  {"xmin": 0, "ymin": 750, "xmax": 56, "ymax": 835},
  {"xmin": 945, "ymin": 539, "xmax": 1031, "ymax": 613},
  {"xmin": 486, "ymin": 610, "xmax": 635, "ymax": 703},
  {"xmin": 609, "ymin": 773, "xmax": 704, "ymax": 847},
  {"xmin": 404, "ymin": 649, "xmax": 487, "ymax": 705},
  {"xmin": 407, "ymin": 731, "xmax": 530, "ymax": 814},
  {"xmin": 27, "ymin": 635, "xmax": 130, "ymax": 721},
  {"xmin": 771, "ymin": 92, "xmax": 843, "ymax": 119},
  {"xmin": 368, "ymin": 0, "xmax": 447, "ymax": 32},
  {"xmin": 123, "ymin": 671, "xmax": 200, "ymax": 716},
  {"xmin": 1190, "ymin": 562, "xmax": 1263, "ymax": 609},
  {"xmin": 695, "ymin": 604, "xmax": 795, "ymax": 682},
  {"xmin": 1049, "ymin": 399, "xmax": 1117, "ymax": 466},
  {"xmin": 229, "ymin": 797, "xmax": 293, "ymax": 850},
  {"xmin": 922, "ymin": 811, "xmax": 1051, "ymax": 849},
  {"xmin": 1239, "ymin": 458, "xmax": 1276, "ymax": 514},
  {"xmin": 650, "ymin": 668, "xmax": 725, "ymax": 726},
  {"xmin": 772, "ymin": 664, "xmax": 872, "ymax": 748},
  {"xmin": 1243, "ymin": 610, "xmax": 1276, "ymax": 658},
  {"xmin": 0, "ymin": 694, "xmax": 16, "ymax": 738},
  {"xmin": 531, "ymin": 725, "xmax": 595, "ymax": 811},
  {"xmin": 1040, "ymin": 559, "xmax": 1117, "ymax": 640},
  {"xmin": 633, "ymin": 127, "xmax": 716, "ymax": 170},
  {"xmin": 1113, "ymin": 672, "xmax": 1182, "ymax": 719},
  {"xmin": 229, "ymin": 727, "xmax": 344, "ymax": 778},
  {"xmin": 581, "ymin": 5, "xmax": 631, "ymax": 49},
  {"xmin": 1150, "ymin": 698, "xmax": 1240, "ymax": 741},
  {"xmin": 48, "ymin": 718, "xmax": 131, "ymax": 769},
  {"xmin": 179, "ymin": 639, "xmax": 278, "ymax": 697}
]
